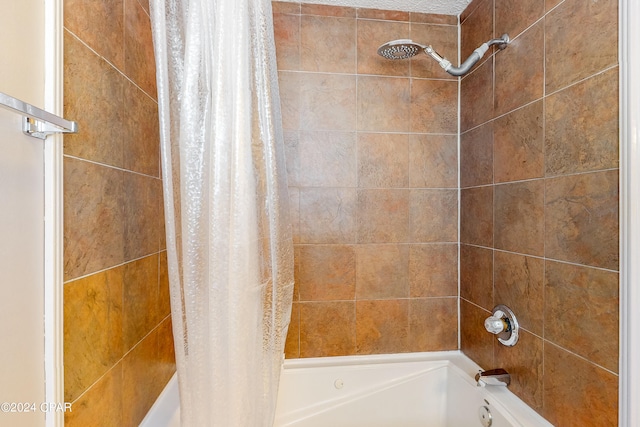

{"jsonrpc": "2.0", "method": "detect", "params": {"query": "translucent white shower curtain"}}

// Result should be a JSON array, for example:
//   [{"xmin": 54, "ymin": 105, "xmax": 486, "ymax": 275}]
[{"xmin": 149, "ymin": 0, "xmax": 294, "ymax": 425}]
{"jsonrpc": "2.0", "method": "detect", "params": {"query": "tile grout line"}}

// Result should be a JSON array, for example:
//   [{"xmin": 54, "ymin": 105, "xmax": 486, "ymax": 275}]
[
  {"xmin": 68, "ymin": 312, "xmax": 173, "ymax": 406},
  {"xmin": 63, "ymin": 154, "xmax": 163, "ymax": 180},
  {"xmin": 63, "ymin": 249, "xmax": 167, "ymax": 285},
  {"xmin": 63, "ymin": 28, "xmax": 157, "ymax": 103}
]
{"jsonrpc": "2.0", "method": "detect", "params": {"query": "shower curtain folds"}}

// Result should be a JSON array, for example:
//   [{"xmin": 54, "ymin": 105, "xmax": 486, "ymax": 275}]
[{"xmin": 149, "ymin": 0, "xmax": 295, "ymax": 425}]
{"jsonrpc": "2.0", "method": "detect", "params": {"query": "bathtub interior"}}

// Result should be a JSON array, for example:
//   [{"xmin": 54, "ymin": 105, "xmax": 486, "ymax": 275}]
[
  {"xmin": 273, "ymin": 351, "xmax": 541, "ymax": 427},
  {"xmin": 274, "ymin": 359, "xmax": 449, "ymax": 427},
  {"xmin": 140, "ymin": 351, "xmax": 553, "ymax": 427}
]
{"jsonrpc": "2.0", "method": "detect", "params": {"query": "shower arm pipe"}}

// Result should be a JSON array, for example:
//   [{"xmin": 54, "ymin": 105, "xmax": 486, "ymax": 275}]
[{"xmin": 427, "ymin": 34, "xmax": 510, "ymax": 77}]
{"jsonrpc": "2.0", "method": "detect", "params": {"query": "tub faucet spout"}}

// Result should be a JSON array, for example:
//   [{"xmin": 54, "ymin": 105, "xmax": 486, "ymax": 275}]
[{"xmin": 475, "ymin": 368, "xmax": 511, "ymax": 387}]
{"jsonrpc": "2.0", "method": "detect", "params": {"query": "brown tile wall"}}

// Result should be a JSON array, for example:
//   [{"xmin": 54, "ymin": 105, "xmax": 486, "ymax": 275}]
[
  {"xmin": 58, "ymin": 0, "xmax": 619, "ymax": 424},
  {"xmin": 273, "ymin": 2, "xmax": 459, "ymax": 358},
  {"xmin": 459, "ymin": 0, "xmax": 619, "ymax": 425},
  {"xmin": 63, "ymin": 0, "xmax": 175, "ymax": 425}
]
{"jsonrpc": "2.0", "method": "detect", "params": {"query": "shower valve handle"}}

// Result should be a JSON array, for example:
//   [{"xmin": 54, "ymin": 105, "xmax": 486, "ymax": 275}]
[
  {"xmin": 484, "ymin": 313, "xmax": 509, "ymax": 334},
  {"xmin": 484, "ymin": 305, "xmax": 519, "ymax": 347}
]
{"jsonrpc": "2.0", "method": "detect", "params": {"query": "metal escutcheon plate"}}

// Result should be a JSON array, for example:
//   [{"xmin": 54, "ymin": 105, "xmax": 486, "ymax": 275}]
[{"xmin": 478, "ymin": 405, "xmax": 492, "ymax": 427}]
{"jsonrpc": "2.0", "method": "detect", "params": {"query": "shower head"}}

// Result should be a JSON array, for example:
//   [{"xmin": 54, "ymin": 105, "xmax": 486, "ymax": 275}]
[
  {"xmin": 377, "ymin": 34, "xmax": 510, "ymax": 76},
  {"xmin": 377, "ymin": 39, "xmax": 427, "ymax": 60}
]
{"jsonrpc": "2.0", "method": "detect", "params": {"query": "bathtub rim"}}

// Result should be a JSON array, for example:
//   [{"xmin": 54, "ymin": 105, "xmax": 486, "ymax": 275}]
[
  {"xmin": 141, "ymin": 350, "xmax": 553, "ymax": 427},
  {"xmin": 140, "ymin": 373, "xmax": 180, "ymax": 427}
]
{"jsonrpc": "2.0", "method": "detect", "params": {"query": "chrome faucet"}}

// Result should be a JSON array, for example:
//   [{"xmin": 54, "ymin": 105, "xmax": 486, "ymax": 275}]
[{"xmin": 475, "ymin": 368, "xmax": 511, "ymax": 387}]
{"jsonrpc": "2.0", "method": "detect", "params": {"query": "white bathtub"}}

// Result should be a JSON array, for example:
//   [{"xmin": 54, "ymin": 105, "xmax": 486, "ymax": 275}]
[{"xmin": 141, "ymin": 351, "xmax": 553, "ymax": 427}]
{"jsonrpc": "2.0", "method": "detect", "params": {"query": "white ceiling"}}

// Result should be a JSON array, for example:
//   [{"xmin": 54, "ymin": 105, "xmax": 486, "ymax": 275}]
[{"xmin": 277, "ymin": 0, "xmax": 472, "ymax": 16}]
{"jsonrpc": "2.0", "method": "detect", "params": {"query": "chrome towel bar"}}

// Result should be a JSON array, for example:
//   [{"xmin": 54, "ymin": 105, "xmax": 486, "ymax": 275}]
[{"xmin": 0, "ymin": 91, "xmax": 78, "ymax": 140}]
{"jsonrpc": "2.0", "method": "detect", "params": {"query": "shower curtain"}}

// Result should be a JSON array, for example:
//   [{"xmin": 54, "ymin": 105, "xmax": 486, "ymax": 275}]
[{"xmin": 149, "ymin": 0, "xmax": 294, "ymax": 425}]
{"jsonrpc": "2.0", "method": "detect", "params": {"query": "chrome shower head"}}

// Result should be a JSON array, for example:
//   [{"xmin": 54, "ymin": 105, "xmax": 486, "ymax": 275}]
[
  {"xmin": 377, "ymin": 34, "xmax": 510, "ymax": 76},
  {"xmin": 377, "ymin": 39, "xmax": 426, "ymax": 60}
]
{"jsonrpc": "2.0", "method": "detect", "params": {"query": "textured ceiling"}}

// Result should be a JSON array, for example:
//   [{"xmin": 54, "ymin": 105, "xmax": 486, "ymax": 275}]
[{"xmin": 278, "ymin": 0, "xmax": 472, "ymax": 15}]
